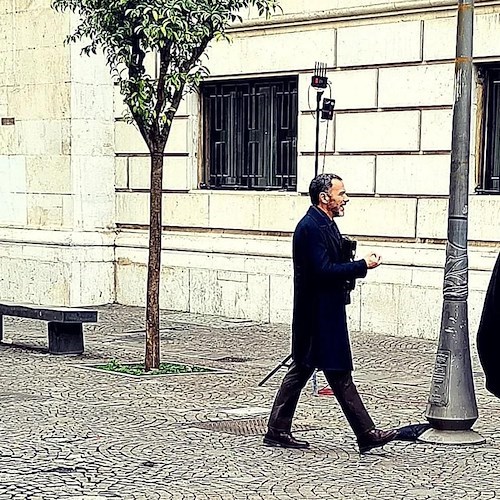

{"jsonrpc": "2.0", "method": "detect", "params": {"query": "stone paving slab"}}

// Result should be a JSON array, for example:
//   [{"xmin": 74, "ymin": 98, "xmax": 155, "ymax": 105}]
[{"xmin": 0, "ymin": 305, "xmax": 499, "ymax": 499}]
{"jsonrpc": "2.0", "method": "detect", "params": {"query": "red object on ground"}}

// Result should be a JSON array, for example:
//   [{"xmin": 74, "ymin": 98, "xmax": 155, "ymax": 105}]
[{"xmin": 317, "ymin": 386, "xmax": 334, "ymax": 396}]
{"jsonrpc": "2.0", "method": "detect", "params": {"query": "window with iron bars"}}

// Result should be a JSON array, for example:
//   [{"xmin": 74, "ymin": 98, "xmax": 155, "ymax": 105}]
[
  {"xmin": 201, "ymin": 76, "xmax": 298, "ymax": 190},
  {"xmin": 478, "ymin": 66, "xmax": 500, "ymax": 193}
]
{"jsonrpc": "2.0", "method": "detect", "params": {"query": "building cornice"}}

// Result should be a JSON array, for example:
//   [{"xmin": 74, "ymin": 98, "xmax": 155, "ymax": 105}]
[{"xmin": 233, "ymin": 0, "xmax": 500, "ymax": 32}]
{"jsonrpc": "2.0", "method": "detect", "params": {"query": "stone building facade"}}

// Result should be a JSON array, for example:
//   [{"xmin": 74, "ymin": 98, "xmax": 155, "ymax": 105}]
[{"xmin": 1, "ymin": 0, "xmax": 500, "ymax": 340}]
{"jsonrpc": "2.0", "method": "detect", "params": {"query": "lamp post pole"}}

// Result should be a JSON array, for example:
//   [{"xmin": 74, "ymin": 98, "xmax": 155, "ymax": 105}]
[{"xmin": 420, "ymin": 0, "xmax": 484, "ymax": 445}]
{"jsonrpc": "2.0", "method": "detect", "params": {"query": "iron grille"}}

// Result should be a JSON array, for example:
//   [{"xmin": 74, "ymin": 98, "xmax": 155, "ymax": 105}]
[
  {"xmin": 480, "ymin": 67, "xmax": 500, "ymax": 193},
  {"xmin": 202, "ymin": 77, "xmax": 298, "ymax": 190}
]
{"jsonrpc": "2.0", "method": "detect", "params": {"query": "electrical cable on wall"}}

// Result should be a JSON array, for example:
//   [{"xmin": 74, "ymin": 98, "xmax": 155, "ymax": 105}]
[
  {"xmin": 310, "ymin": 62, "xmax": 335, "ymax": 177},
  {"xmin": 321, "ymin": 82, "xmax": 334, "ymax": 173},
  {"xmin": 307, "ymin": 83, "xmax": 334, "ymax": 167},
  {"xmin": 322, "ymin": 120, "xmax": 329, "ymax": 174}
]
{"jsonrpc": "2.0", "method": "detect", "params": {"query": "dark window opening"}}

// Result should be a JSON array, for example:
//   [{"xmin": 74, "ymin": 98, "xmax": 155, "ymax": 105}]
[
  {"xmin": 479, "ymin": 67, "xmax": 500, "ymax": 194},
  {"xmin": 201, "ymin": 76, "xmax": 298, "ymax": 191}
]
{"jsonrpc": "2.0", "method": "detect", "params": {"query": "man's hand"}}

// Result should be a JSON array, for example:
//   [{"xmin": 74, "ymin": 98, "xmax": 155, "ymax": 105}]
[{"xmin": 364, "ymin": 252, "xmax": 382, "ymax": 269}]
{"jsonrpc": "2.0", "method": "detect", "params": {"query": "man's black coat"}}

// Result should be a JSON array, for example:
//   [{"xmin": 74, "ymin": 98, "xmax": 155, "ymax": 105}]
[
  {"xmin": 291, "ymin": 206, "xmax": 368, "ymax": 371},
  {"xmin": 477, "ymin": 252, "xmax": 500, "ymax": 397}
]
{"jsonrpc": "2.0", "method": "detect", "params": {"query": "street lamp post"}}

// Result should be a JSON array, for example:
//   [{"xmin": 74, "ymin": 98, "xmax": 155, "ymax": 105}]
[{"xmin": 420, "ymin": 0, "xmax": 484, "ymax": 445}]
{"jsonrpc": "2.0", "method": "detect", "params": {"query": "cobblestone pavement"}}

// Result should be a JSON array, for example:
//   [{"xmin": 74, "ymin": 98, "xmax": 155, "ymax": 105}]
[{"xmin": 0, "ymin": 304, "xmax": 499, "ymax": 499}]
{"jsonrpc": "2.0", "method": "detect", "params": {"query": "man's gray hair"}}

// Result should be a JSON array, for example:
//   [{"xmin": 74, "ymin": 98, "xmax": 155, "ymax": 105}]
[{"xmin": 309, "ymin": 173, "xmax": 343, "ymax": 205}]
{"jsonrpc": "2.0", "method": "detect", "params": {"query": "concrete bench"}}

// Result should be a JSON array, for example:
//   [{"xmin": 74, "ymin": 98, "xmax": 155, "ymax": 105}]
[{"xmin": 0, "ymin": 302, "xmax": 98, "ymax": 355}]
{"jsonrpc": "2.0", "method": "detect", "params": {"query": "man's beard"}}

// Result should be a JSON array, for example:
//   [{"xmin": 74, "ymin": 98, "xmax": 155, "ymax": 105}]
[{"xmin": 332, "ymin": 205, "xmax": 344, "ymax": 217}]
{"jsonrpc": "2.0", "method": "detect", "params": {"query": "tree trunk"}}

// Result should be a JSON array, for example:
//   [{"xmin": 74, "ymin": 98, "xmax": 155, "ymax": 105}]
[{"xmin": 145, "ymin": 151, "xmax": 164, "ymax": 371}]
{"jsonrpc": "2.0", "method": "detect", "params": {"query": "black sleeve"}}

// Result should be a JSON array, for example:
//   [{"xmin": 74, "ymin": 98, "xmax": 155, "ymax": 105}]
[{"xmin": 295, "ymin": 222, "xmax": 368, "ymax": 281}]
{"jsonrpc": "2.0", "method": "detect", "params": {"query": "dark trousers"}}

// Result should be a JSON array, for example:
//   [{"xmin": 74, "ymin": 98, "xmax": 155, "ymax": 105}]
[{"xmin": 267, "ymin": 361, "xmax": 375, "ymax": 438}]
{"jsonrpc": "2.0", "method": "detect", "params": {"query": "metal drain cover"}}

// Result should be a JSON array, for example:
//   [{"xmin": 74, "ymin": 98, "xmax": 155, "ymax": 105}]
[{"xmin": 190, "ymin": 417, "xmax": 317, "ymax": 436}]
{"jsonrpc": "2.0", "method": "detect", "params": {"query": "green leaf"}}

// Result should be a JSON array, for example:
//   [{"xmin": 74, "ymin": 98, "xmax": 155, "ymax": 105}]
[{"xmin": 51, "ymin": 0, "xmax": 280, "ymax": 169}]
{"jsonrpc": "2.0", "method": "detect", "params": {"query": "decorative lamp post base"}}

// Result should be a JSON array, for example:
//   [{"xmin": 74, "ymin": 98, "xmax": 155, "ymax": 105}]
[{"xmin": 418, "ymin": 428, "xmax": 485, "ymax": 445}]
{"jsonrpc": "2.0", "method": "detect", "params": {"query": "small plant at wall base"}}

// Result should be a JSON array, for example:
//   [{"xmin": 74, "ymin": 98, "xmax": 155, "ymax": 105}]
[{"xmin": 51, "ymin": 0, "xmax": 280, "ymax": 371}]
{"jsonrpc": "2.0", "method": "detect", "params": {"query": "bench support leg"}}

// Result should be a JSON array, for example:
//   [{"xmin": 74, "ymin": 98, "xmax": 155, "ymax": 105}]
[
  {"xmin": 48, "ymin": 322, "xmax": 84, "ymax": 355},
  {"xmin": 0, "ymin": 314, "xmax": 3, "ymax": 342}
]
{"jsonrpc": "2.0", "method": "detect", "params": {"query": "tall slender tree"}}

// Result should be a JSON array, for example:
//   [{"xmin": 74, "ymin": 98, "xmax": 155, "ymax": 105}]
[{"xmin": 52, "ymin": 0, "xmax": 280, "ymax": 370}]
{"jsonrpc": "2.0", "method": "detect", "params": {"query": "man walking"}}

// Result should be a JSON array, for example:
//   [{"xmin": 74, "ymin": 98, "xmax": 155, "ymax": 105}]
[{"xmin": 264, "ymin": 173, "xmax": 397, "ymax": 453}]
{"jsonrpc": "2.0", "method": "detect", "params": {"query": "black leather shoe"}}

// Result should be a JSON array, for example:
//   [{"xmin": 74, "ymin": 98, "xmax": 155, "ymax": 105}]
[
  {"xmin": 263, "ymin": 431, "xmax": 310, "ymax": 449},
  {"xmin": 357, "ymin": 428, "xmax": 397, "ymax": 454}
]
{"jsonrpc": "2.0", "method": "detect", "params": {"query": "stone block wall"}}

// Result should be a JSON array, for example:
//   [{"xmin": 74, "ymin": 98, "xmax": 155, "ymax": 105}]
[
  {"xmin": 2, "ymin": 0, "xmax": 500, "ymax": 340},
  {"xmin": 0, "ymin": 0, "xmax": 115, "ymax": 306},
  {"xmin": 113, "ymin": 0, "xmax": 500, "ymax": 340}
]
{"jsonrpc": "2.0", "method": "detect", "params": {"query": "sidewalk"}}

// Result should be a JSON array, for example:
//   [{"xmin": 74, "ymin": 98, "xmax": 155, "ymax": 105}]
[{"xmin": 0, "ymin": 304, "xmax": 498, "ymax": 499}]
